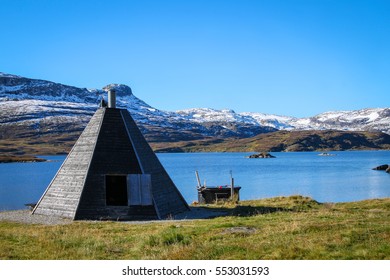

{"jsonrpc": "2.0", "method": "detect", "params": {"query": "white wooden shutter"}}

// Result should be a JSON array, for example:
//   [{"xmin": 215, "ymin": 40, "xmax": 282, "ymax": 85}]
[
  {"xmin": 127, "ymin": 174, "xmax": 152, "ymax": 206},
  {"xmin": 140, "ymin": 174, "xmax": 152, "ymax": 205}
]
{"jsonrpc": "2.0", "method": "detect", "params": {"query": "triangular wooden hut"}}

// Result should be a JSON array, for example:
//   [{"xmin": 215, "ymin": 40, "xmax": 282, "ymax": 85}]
[{"xmin": 32, "ymin": 89, "xmax": 189, "ymax": 220}]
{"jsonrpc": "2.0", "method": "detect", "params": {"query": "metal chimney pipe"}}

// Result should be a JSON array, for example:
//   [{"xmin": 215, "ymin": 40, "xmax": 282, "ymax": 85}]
[{"xmin": 108, "ymin": 89, "xmax": 116, "ymax": 108}]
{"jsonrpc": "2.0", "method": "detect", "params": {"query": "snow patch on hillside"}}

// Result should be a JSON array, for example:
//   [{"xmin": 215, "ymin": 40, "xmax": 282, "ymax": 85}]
[{"xmin": 1, "ymin": 72, "xmax": 389, "ymax": 136}]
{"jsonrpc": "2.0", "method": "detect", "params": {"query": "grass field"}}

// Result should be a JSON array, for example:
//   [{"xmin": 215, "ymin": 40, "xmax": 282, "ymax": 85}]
[{"xmin": 0, "ymin": 196, "xmax": 389, "ymax": 260}]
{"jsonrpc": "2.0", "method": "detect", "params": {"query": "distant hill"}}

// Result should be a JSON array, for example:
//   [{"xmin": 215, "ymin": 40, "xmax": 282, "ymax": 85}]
[
  {"xmin": 152, "ymin": 130, "xmax": 390, "ymax": 153},
  {"xmin": 1, "ymin": 72, "xmax": 389, "ymax": 155}
]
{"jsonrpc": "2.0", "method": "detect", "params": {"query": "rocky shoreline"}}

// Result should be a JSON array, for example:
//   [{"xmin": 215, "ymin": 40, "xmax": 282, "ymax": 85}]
[{"xmin": 0, "ymin": 155, "xmax": 47, "ymax": 163}]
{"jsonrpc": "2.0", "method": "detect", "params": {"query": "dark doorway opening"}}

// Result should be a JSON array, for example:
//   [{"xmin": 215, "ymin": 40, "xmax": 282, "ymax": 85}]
[{"xmin": 106, "ymin": 175, "xmax": 128, "ymax": 206}]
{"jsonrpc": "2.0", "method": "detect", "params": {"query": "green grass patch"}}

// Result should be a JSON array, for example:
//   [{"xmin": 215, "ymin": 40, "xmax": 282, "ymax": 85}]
[{"xmin": 1, "ymin": 196, "xmax": 389, "ymax": 260}]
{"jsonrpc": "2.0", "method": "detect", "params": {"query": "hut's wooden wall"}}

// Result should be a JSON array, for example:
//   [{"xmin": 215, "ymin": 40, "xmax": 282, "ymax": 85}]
[
  {"xmin": 33, "ymin": 108, "xmax": 189, "ymax": 220},
  {"xmin": 33, "ymin": 108, "xmax": 105, "ymax": 218}
]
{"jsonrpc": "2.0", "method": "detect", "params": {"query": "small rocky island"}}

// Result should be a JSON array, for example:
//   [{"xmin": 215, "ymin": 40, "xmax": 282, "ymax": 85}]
[
  {"xmin": 247, "ymin": 152, "xmax": 276, "ymax": 158},
  {"xmin": 372, "ymin": 164, "xmax": 390, "ymax": 173}
]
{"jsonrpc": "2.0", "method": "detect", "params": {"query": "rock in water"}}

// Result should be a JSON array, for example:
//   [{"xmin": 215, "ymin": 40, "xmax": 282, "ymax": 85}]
[
  {"xmin": 372, "ymin": 164, "xmax": 389, "ymax": 171},
  {"xmin": 248, "ymin": 152, "xmax": 276, "ymax": 158}
]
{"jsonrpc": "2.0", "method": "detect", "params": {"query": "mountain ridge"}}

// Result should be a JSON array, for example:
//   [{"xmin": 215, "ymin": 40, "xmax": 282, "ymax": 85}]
[
  {"xmin": 1, "ymin": 72, "xmax": 389, "ymax": 135},
  {"xmin": 1, "ymin": 72, "xmax": 389, "ymax": 155}
]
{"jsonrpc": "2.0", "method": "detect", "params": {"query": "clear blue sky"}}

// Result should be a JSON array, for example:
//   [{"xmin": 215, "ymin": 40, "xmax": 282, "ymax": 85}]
[{"xmin": 1, "ymin": 0, "xmax": 389, "ymax": 117}]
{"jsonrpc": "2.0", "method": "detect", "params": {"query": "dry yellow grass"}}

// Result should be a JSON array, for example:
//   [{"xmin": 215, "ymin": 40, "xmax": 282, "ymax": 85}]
[{"xmin": 0, "ymin": 196, "xmax": 389, "ymax": 260}]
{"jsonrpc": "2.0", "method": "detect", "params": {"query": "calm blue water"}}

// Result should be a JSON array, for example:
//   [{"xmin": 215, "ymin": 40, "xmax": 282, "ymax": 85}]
[{"xmin": 1, "ymin": 151, "xmax": 389, "ymax": 210}]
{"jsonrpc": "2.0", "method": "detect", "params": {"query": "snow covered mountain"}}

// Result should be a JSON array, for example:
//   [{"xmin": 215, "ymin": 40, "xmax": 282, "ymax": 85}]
[
  {"xmin": 247, "ymin": 108, "xmax": 390, "ymax": 134},
  {"xmin": 177, "ymin": 107, "xmax": 390, "ymax": 135},
  {"xmin": 1, "ymin": 72, "xmax": 389, "ymax": 145},
  {"xmin": 0, "ymin": 72, "xmax": 276, "ymax": 140}
]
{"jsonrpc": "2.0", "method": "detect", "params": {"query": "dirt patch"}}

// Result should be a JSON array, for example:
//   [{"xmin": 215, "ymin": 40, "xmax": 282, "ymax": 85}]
[
  {"xmin": 0, "ymin": 207, "xmax": 228, "ymax": 225},
  {"xmin": 0, "ymin": 210, "xmax": 71, "ymax": 225}
]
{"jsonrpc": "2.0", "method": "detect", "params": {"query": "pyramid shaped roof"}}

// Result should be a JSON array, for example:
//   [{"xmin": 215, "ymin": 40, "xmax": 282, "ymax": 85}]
[{"xmin": 32, "ymin": 107, "xmax": 189, "ymax": 220}]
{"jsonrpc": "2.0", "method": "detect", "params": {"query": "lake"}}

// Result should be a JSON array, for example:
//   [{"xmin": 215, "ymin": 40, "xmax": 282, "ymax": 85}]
[{"xmin": 0, "ymin": 151, "xmax": 389, "ymax": 211}]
